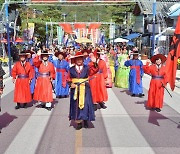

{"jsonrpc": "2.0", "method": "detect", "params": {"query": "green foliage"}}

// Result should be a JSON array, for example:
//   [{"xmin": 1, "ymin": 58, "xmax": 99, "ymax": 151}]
[{"xmin": 0, "ymin": 2, "xmax": 135, "ymax": 42}]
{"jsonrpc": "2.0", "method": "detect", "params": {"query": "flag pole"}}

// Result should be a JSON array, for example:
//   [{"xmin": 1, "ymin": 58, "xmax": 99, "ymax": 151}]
[{"xmin": 151, "ymin": 0, "xmax": 156, "ymax": 57}]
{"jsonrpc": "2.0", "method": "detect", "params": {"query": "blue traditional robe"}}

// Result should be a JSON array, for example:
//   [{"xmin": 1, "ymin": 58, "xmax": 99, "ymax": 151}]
[
  {"xmin": 26, "ymin": 58, "xmax": 37, "ymax": 94},
  {"xmin": 124, "ymin": 59, "xmax": 144, "ymax": 94},
  {"xmin": 69, "ymin": 65, "xmax": 95, "ymax": 121},
  {"xmin": 50, "ymin": 56, "xmax": 70, "ymax": 96},
  {"xmin": 83, "ymin": 57, "xmax": 91, "ymax": 66}
]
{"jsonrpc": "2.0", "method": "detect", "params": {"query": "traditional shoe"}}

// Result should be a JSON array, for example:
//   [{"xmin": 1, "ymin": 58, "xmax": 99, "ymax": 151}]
[
  {"xmin": 138, "ymin": 93, "xmax": 145, "ymax": 97},
  {"xmin": 15, "ymin": 105, "xmax": 20, "ymax": 110},
  {"xmin": 76, "ymin": 123, "xmax": 82, "ymax": 130},
  {"xmin": 99, "ymin": 103, "xmax": 107, "ymax": 109},
  {"xmin": 155, "ymin": 108, "xmax": 161, "ymax": 112},
  {"xmin": 84, "ymin": 120, "xmax": 88, "ymax": 128},
  {"xmin": 40, "ymin": 104, "xmax": 46, "ymax": 108},
  {"xmin": 131, "ymin": 94, "xmax": 135, "ymax": 97},
  {"xmin": 94, "ymin": 104, "xmax": 97, "ymax": 111},
  {"xmin": 15, "ymin": 103, "xmax": 20, "ymax": 110}
]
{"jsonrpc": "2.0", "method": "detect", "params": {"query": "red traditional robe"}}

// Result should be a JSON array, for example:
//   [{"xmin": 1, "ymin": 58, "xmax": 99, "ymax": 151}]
[
  {"xmin": 12, "ymin": 61, "xmax": 34, "ymax": 103},
  {"xmin": 33, "ymin": 56, "xmax": 55, "ymax": 103},
  {"xmin": 89, "ymin": 59, "xmax": 108, "ymax": 103},
  {"xmin": 143, "ymin": 63, "xmax": 168, "ymax": 109}
]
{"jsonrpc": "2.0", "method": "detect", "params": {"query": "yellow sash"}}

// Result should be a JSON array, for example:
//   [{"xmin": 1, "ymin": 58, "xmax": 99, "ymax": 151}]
[{"xmin": 72, "ymin": 78, "xmax": 88, "ymax": 109}]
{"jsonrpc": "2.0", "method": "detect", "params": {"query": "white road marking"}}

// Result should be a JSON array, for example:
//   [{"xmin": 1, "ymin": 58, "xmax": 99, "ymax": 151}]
[
  {"xmin": 100, "ymin": 88, "xmax": 155, "ymax": 154},
  {"xmin": 4, "ymin": 108, "xmax": 52, "ymax": 154}
]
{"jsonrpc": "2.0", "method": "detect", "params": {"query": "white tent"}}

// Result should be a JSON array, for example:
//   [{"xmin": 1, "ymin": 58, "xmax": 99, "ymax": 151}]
[{"xmin": 114, "ymin": 38, "xmax": 129, "ymax": 43}]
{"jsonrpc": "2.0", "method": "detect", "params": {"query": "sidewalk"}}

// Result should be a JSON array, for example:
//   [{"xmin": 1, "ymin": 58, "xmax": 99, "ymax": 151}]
[{"xmin": 2, "ymin": 66, "xmax": 11, "ymax": 79}]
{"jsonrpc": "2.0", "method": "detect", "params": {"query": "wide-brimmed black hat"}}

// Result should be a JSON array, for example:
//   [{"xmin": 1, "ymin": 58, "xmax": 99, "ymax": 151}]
[
  {"xmin": 150, "ymin": 54, "xmax": 167, "ymax": 64},
  {"xmin": 131, "ymin": 51, "xmax": 139, "ymax": 55},
  {"xmin": 25, "ymin": 50, "xmax": 35, "ymax": 55},
  {"xmin": 41, "ymin": 50, "xmax": 52, "ymax": 56},
  {"xmin": 55, "ymin": 51, "xmax": 66, "ymax": 58}
]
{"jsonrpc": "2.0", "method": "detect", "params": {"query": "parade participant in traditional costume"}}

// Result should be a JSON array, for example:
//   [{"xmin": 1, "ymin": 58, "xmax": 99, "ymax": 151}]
[
  {"xmin": 82, "ymin": 49, "xmax": 91, "ymax": 66},
  {"xmin": 99, "ymin": 49, "xmax": 112, "ymax": 88},
  {"xmin": 89, "ymin": 49, "xmax": 108, "ymax": 111},
  {"xmin": 108, "ymin": 46, "xmax": 116, "ymax": 83},
  {"xmin": 25, "ymin": 50, "xmax": 37, "ymax": 96},
  {"xmin": 33, "ymin": 50, "xmax": 55, "ymax": 111},
  {"xmin": 115, "ymin": 47, "xmax": 130, "ymax": 88},
  {"xmin": 69, "ymin": 52, "xmax": 97, "ymax": 130},
  {"xmin": 143, "ymin": 54, "xmax": 168, "ymax": 112},
  {"xmin": 50, "ymin": 51, "xmax": 70, "ymax": 98},
  {"xmin": 124, "ymin": 51, "xmax": 144, "ymax": 97},
  {"xmin": 12, "ymin": 51, "xmax": 34, "ymax": 109}
]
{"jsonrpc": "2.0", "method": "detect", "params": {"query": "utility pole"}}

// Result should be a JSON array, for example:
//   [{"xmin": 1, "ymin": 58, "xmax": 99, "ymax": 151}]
[
  {"xmin": 151, "ymin": 0, "xmax": 156, "ymax": 57},
  {"xmin": 5, "ymin": 2, "xmax": 11, "ymax": 76}
]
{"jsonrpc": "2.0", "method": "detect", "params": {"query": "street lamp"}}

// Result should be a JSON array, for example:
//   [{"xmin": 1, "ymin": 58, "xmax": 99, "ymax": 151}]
[{"xmin": 62, "ymin": 13, "xmax": 67, "ymax": 22}]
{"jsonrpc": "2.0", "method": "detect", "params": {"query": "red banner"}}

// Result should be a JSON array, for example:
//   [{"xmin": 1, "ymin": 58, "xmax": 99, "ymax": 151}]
[
  {"xmin": 88, "ymin": 23, "xmax": 101, "ymax": 33},
  {"xmin": 59, "ymin": 23, "xmax": 73, "ymax": 34},
  {"xmin": 74, "ymin": 23, "xmax": 86, "ymax": 29}
]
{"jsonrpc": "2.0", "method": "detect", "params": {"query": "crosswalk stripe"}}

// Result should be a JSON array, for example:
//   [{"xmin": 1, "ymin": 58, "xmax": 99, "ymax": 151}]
[
  {"xmin": 99, "ymin": 88, "xmax": 155, "ymax": 154},
  {"xmin": 4, "ymin": 108, "xmax": 52, "ymax": 154}
]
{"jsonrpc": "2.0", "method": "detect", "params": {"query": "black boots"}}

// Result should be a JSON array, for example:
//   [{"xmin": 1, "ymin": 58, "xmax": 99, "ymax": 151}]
[
  {"xmin": 76, "ymin": 121, "xmax": 88, "ymax": 130},
  {"xmin": 94, "ymin": 104, "xmax": 97, "ymax": 111},
  {"xmin": 76, "ymin": 123, "xmax": 83, "ymax": 130},
  {"xmin": 84, "ymin": 120, "xmax": 88, "ymax": 128},
  {"xmin": 138, "ymin": 93, "xmax": 145, "ymax": 97},
  {"xmin": 99, "ymin": 103, "xmax": 107, "ymax": 109},
  {"xmin": 15, "ymin": 103, "xmax": 28, "ymax": 109},
  {"xmin": 23, "ymin": 103, "xmax": 27, "ymax": 108},
  {"xmin": 155, "ymin": 108, "xmax": 161, "ymax": 112},
  {"xmin": 15, "ymin": 103, "xmax": 20, "ymax": 109}
]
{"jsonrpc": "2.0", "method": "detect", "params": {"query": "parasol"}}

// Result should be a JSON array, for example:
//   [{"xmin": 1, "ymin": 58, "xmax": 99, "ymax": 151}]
[{"xmin": 75, "ymin": 37, "xmax": 92, "ymax": 43}]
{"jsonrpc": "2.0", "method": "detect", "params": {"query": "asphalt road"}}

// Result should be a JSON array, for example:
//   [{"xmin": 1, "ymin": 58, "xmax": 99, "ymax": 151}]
[{"xmin": 0, "ymin": 75, "xmax": 180, "ymax": 154}]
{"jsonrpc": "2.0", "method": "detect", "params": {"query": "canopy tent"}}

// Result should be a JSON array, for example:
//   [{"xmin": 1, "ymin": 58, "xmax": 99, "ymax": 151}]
[
  {"xmin": 123, "ymin": 33, "xmax": 141, "ymax": 40},
  {"xmin": 169, "ymin": 3, "xmax": 180, "ymax": 17}
]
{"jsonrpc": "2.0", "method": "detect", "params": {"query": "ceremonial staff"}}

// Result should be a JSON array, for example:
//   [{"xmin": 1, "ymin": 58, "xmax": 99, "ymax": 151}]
[{"xmin": 161, "ymin": 81, "xmax": 172, "ymax": 98}]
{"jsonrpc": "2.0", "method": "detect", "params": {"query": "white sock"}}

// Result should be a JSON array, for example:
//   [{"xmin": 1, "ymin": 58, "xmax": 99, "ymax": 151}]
[{"xmin": 45, "ymin": 102, "xmax": 51, "ymax": 108}]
